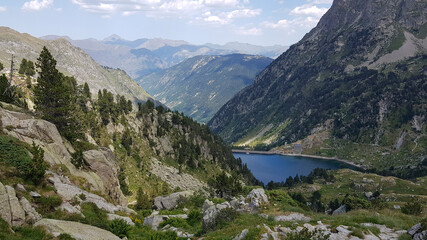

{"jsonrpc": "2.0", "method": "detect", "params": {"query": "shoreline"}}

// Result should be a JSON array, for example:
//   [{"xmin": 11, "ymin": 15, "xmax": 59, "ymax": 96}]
[{"xmin": 232, "ymin": 149, "xmax": 365, "ymax": 170}]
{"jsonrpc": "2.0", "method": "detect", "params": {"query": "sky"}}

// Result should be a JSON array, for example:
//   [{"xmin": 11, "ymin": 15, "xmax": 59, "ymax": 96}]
[{"xmin": 0, "ymin": 0, "xmax": 333, "ymax": 46}]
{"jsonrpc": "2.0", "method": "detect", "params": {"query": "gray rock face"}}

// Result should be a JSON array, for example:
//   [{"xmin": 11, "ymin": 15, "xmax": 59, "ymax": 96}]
[
  {"xmin": 202, "ymin": 199, "xmax": 214, "ymax": 212},
  {"xmin": 332, "ymin": 205, "xmax": 347, "ymax": 215},
  {"xmin": 57, "ymin": 202, "xmax": 82, "ymax": 215},
  {"xmin": 414, "ymin": 231, "xmax": 427, "ymax": 240},
  {"xmin": 35, "ymin": 219, "xmax": 121, "ymax": 240},
  {"xmin": 83, "ymin": 148, "xmax": 127, "ymax": 206},
  {"xmin": 30, "ymin": 191, "xmax": 41, "ymax": 198},
  {"xmin": 19, "ymin": 197, "xmax": 42, "ymax": 224},
  {"xmin": 274, "ymin": 213, "xmax": 311, "ymax": 222},
  {"xmin": 16, "ymin": 184, "xmax": 26, "ymax": 192},
  {"xmin": 150, "ymin": 158, "xmax": 207, "ymax": 192},
  {"xmin": 233, "ymin": 229, "xmax": 249, "ymax": 240},
  {"xmin": 202, "ymin": 202, "xmax": 231, "ymax": 230},
  {"xmin": 107, "ymin": 214, "xmax": 134, "ymax": 226},
  {"xmin": 154, "ymin": 191, "xmax": 193, "ymax": 210},
  {"xmin": 247, "ymin": 188, "xmax": 269, "ymax": 212},
  {"xmin": 408, "ymin": 223, "xmax": 422, "ymax": 236},
  {"xmin": 143, "ymin": 214, "xmax": 187, "ymax": 230},
  {"xmin": 0, "ymin": 182, "xmax": 12, "ymax": 225},
  {"xmin": 48, "ymin": 172, "xmax": 135, "ymax": 215},
  {"xmin": 5, "ymin": 185, "xmax": 25, "ymax": 226}
]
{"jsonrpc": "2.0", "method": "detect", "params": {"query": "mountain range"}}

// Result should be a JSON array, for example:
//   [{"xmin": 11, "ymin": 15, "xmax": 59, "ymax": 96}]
[
  {"xmin": 0, "ymin": 27, "xmax": 155, "ymax": 104},
  {"xmin": 138, "ymin": 54, "xmax": 273, "ymax": 123},
  {"xmin": 208, "ymin": 0, "xmax": 426, "ymax": 176},
  {"xmin": 41, "ymin": 35, "xmax": 287, "ymax": 79}
]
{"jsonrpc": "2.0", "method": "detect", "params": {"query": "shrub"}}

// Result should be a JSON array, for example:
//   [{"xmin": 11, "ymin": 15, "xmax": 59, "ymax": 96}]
[
  {"xmin": 187, "ymin": 210, "xmax": 203, "ymax": 227},
  {"xmin": 136, "ymin": 187, "xmax": 152, "ymax": 210},
  {"xmin": 342, "ymin": 195, "xmax": 371, "ymax": 211},
  {"xmin": 109, "ymin": 219, "xmax": 132, "ymax": 238},
  {"xmin": 71, "ymin": 150, "xmax": 85, "ymax": 169},
  {"xmin": 159, "ymin": 217, "xmax": 190, "ymax": 229},
  {"xmin": 80, "ymin": 202, "xmax": 109, "ymax": 229},
  {"xmin": 203, "ymin": 208, "xmax": 238, "ymax": 232},
  {"xmin": 401, "ymin": 199, "xmax": 422, "ymax": 215},
  {"xmin": 36, "ymin": 196, "xmax": 62, "ymax": 214}
]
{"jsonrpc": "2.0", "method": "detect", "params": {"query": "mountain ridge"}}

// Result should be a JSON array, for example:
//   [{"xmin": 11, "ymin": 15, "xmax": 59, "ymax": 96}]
[{"xmin": 208, "ymin": 0, "xmax": 426, "ymax": 175}]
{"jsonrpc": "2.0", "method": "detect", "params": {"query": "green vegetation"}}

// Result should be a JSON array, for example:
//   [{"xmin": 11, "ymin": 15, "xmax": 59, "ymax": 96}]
[
  {"xmin": 0, "ymin": 218, "xmax": 53, "ymax": 240},
  {"xmin": 0, "ymin": 74, "xmax": 24, "ymax": 105},
  {"xmin": 109, "ymin": 219, "xmax": 132, "ymax": 238},
  {"xmin": 0, "ymin": 135, "xmax": 48, "ymax": 185},
  {"xmin": 387, "ymin": 29, "xmax": 406, "ymax": 52},
  {"xmin": 18, "ymin": 58, "xmax": 35, "ymax": 77}
]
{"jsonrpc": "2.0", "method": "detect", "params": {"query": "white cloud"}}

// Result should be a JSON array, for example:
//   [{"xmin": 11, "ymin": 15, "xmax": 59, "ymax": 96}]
[
  {"xmin": 22, "ymin": 0, "xmax": 54, "ymax": 11},
  {"xmin": 0, "ymin": 6, "xmax": 6, "ymax": 12},
  {"xmin": 236, "ymin": 27, "xmax": 262, "ymax": 36},
  {"xmin": 290, "ymin": 4, "xmax": 328, "ymax": 17},
  {"xmin": 308, "ymin": 0, "xmax": 333, "ymax": 4},
  {"xmin": 263, "ymin": 16, "xmax": 320, "ymax": 30},
  {"xmin": 70, "ymin": 0, "xmax": 257, "ymax": 21}
]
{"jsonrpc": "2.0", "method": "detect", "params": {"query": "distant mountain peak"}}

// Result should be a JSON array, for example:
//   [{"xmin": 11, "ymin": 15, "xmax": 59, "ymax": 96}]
[{"xmin": 103, "ymin": 34, "xmax": 126, "ymax": 42}]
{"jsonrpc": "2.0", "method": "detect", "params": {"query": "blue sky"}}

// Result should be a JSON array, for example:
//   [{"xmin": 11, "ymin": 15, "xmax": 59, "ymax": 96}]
[{"xmin": 0, "ymin": 0, "xmax": 332, "ymax": 46}]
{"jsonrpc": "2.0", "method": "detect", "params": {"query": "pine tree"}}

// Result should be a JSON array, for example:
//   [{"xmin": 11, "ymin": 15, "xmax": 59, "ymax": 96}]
[
  {"xmin": 83, "ymin": 82, "xmax": 91, "ymax": 100},
  {"xmin": 34, "ymin": 47, "xmax": 80, "ymax": 140},
  {"xmin": 136, "ymin": 187, "xmax": 152, "ymax": 210}
]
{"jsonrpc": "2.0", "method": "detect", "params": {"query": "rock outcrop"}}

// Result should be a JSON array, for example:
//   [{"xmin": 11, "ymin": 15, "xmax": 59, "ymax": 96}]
[
  {"xmin": 247, "ymin": 188, "xmax": 269, "ymax": 212},
  {"xmin": 107, "ymin": 214, "xmax": 135, "ymax": 226},
  {"xmin": 5, "ymin": 185, "xmax": 25, "ymax": 226},
  {"xmin": 0, "ymin": 106, "xmax": 127, "ymax": 206},
  {"xmin": 35, "ymin": 219, "xmax": 121, "ymax": 240},
  {"xmin": 202, "ymin": 201, "xmax": 232, "ymax": 230},
  {"xmin": 47, "ymin": 172, "xmax": 135, "ymax": 215},
  {"xmin": 153, "ymin": 191, "xmax": 193, "ymax": 210},
  {"xmin": 150, "ymin": 157, "xmax": 207, "ymax": 192},
  {"xmin": 20, "ymin": 197, "xmax": 42, "ymax": 224},
  {"xmin": 83, "ymin": 148, "xmax": 127, "ymax": 206},
  {"xmin": 0, "ymin": 182, "xmax": 12, "ymax": 225},
  {"xmin": 143, "ymin": 212, "xmax": 188, "ymax": 230}
]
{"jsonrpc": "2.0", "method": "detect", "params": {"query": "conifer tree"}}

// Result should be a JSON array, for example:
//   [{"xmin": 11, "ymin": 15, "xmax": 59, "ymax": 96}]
[{"xmin": 34, "ymin": 47, "xmax": 80, "ymax": 140}]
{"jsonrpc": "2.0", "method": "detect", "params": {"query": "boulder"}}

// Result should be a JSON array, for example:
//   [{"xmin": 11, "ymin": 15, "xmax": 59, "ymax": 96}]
[
  {"xmin": 107, "ymin": 214, "xmax": 134, "ymax": 226},
  {"xmin": 332, "ymin": 205, "xmax": 347, "ymax": 215},
  {"xmin": 30, "ymin": 191, "xmax": 41, "ymax": 198},
  {"xmin": 0, "ymin": 182, "xmax": 12, "ymax": 225},
  {"xmin": 247, "ymin": 188, "xmax": 268, "ymax": 212},
  {"xmin": 274, "ymin": 213, "xmax": 311, "ymax": 222},
  {"xmin": 5, "ymin": 185, "xmax": 25, "ymax": 226},
  {"xmin": 48, "ymin": 172, "xmax": 136, "ymax": 215},
  {"xmin": 20, "ymin": 197, "xmax": 42, "ymax": 224},
  {"xmin": 143, "ymin": 214, "xmax": 187, "ymax": 230},
  {"xmin": 202, "ymin": 199, "xmax": 214, "ymax": 212},
  {"xmin": 57, "ymin": 202, "xmax": 82, "ymax": 215},
  {"xmin": 153, "ymin": 191, "xmax": 193, "ymax": 210},
  {"xmin": 233, "ymin": 229, "xmax": 249, "ymax": 240},
  {"xmin": 16, "ymin": 184, "xmax": 26, "ymax": 192},
  {"xmin": 202, "ymin": 202, "xmax": 231, "ymax": 230},
  {"xmin": 408, "ymin": 223, "xmax": 422, "ymax": 236},
  {"xmin": 35, "ymin": 219, "xmax": 121, "ymax": 240},
  {"xmin": 83, "ymin": 148, "xmax": 127, "ymax": 206},
  {"xmin": 414, "ymin": 231, "xmax": 427, "ymax": 240}
]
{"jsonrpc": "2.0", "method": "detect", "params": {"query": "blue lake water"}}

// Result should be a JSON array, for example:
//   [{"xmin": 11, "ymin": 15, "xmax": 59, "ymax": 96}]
[{"xmin": 233, "ymin": 153, "xmax": 351, "ymax": 184}]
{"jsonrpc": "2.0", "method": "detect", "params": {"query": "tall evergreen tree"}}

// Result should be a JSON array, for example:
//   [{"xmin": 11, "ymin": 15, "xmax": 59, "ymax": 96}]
[{"xmin": 34, "ymin": 47, "xmax": 80, "ymax": 140}]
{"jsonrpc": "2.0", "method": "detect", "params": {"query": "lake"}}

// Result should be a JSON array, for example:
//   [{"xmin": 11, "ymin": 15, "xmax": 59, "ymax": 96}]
[{"xmin": 233, "ymin": 153, "xmax": 352, "ymax": 184}]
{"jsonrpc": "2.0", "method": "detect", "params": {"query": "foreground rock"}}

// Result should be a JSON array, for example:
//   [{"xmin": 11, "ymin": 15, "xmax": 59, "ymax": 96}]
[
  {"xmin": 202, "ymin": 201, "xmax": 232, "ymax": 230},
  {"xmin": 83, "ymin": 148, "xmax": 127, "ymax": 206},
  {"xmin": 48, "ymin": 172, "xmax": 135, "ymax": 215},
  {"xmin": 154, "ymin": 191, "xmax": 193, "ymax": 210},
  {"xmin": 35, "ymin": 219, "xmax": 121, "ymax": 240},
  {"xmin": 107, "ymin": 214, "xmax": 134, "ymax": 226},
  {"xmin": 247, "ymin": 188, "xmax": 269, "ymax": 212},
  {"xmin": 20, "ymin": 197, "xmax": 42, "ymax": 224},
  {"xmin": 143, "ymin": 212, "xmax": 187, "ymax": 230}
]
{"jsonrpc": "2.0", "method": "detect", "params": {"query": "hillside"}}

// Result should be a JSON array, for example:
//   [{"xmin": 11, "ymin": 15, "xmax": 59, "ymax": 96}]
[
  {"xmin": 0, "ymin": 27, "xmax": 154, "ymax": 104},
  {"xmin": 209, "ymin": 0, "xmax": 427, "ymax": 176},
  {"xmin": 138, "ymin": 54, "xmax": 273, "ymax": 123},
  {"xmin": 42, "ymin": 35, "xmax": 286, "ymax": 79}
]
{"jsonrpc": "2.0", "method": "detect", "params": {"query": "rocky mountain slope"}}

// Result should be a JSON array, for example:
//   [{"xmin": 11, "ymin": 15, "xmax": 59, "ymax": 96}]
[
  {"xmin": 42, "ymin": 35, "xmax": 286, "ymax": 79},
  {"xmin": 138, "ymin": 54, "xmax": 273, "ymax": 123},
  {"xmin": 209, "ymin": 0, "xmax": 426, "ymax": 175},
  {"xmin": 0, "ymin": 27, "xmax": 154, "ymax": 103}
]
